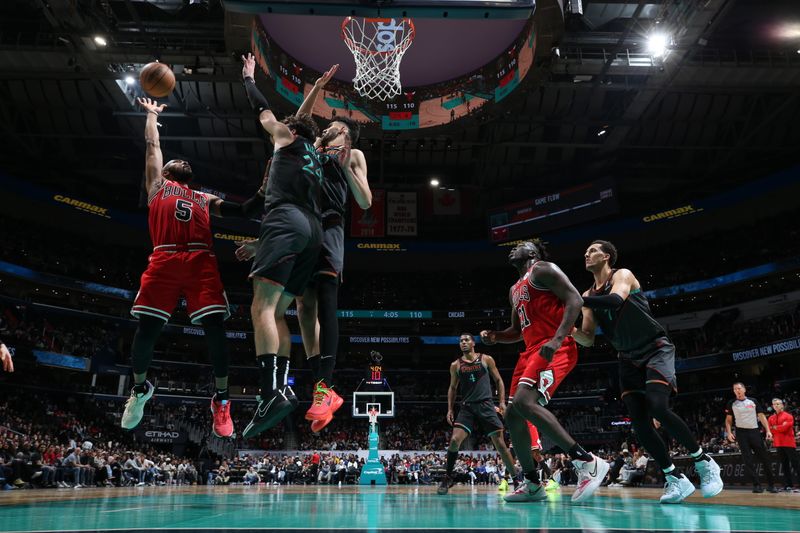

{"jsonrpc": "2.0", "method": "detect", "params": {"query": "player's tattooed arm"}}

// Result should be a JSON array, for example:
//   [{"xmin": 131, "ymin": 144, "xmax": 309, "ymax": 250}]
[
  {"xmin": 138, "ymin": 97, "xmax": 167, "ymax": 198},
  {"xmin": 485, "ymin": 355, "xmax": 506, "ymax": 414},
  {"xmin": 446, "ymin": 361, "xmax": 459, "ymax": 425},
  {"xmin": 572, "ymin": 289, "xmax": 597, "ymax": 347},
  {"xmin": 480, "ymin": 287, "xmax": 522, "ymax": 345},
  {"xmin": 241, "ymin": 53, "xmax": 294, "ymax": 149},
  {"xmin": 532, "ymin": 262, "xmax": 583, "ymax": 361},
  {"xmin": 297, "ymin": 64, "xmax": 339, "ymax": 118}
]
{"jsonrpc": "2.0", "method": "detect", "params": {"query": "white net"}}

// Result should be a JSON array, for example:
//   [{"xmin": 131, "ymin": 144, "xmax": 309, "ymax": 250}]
[
  {"xmin": 342, "ymin": 17, "xmax": 415, "ymax": 101},
  {"xmin": 368, "ymin": 409, "xmax": 379, "ymax": 426}
]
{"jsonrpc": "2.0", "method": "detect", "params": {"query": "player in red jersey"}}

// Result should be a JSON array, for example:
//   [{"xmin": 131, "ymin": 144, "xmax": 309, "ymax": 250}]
[
  {"xmin": 481, "ymin": 241, "xmax": 609, "ymax": 503},
  {"xmin": 122, "ymin": 98, "xmax": 266, "ymax": 437}
]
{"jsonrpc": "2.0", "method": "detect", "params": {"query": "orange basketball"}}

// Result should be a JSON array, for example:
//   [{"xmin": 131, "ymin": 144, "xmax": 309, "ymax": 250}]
[{"xmin": 139, "ymin": 62, "xmax": 175, "ymax": 98}]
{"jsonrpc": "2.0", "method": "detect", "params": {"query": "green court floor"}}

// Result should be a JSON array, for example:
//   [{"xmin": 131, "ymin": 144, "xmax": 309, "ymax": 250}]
[{"xmin": 1, "ymin": 486, "xmax": 798, "ymax": 532}]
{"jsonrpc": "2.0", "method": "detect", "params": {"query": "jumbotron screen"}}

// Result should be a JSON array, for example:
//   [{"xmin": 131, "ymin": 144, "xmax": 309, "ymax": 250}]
[{"xmin": 488, "ymin": 179, "xmax": 619, "ymax": 243}]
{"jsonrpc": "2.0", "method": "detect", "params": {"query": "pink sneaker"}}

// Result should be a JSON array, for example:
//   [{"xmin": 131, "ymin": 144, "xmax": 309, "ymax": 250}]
[{"xmin": 210, "ymin": 396, "xmax": 234, "ymax": 438}]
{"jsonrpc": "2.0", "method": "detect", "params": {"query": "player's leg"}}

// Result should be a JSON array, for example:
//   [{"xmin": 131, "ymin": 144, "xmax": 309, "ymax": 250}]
[
  {"xmin": 125, "ymin": 254, "xmax": 177, "ymax": 429},
  {"xmin": 489, "ymin": 432, "xmax": 517, "ymax": 481},
  {"xmin": 503, "ymin": 406, "xmax": 546, "ymax": 501},
  {"xmin": 511, "ymin": 345, "xmax": 609, "ymax": 502},
  {"xmin": 315, "ymin": 273, "xmax": 339, "ymax": 387},
  {"xmin": 439, "ymin": 427, "xmax": 468, "ymax": 494},
  {"xmin": 296, "ymin": 284, "xmax": 321, "ymax": 378},
  {"xmin": 642, "ymin": 343, "xmax": 722, "ymax": 498}
]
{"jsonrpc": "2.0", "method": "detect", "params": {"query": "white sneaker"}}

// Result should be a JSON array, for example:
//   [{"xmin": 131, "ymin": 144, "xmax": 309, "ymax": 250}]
[
  {"xmin": 121, "ymin": 381, "xmax": 154, "ymax": 430},
  {"xmin": 503, "ymin": 479, "xmax": 546, "ymax": 502},
  {"xmin": 694, "ymin": 458, "xmax": 723, "ymax": 498},
  {"xmin": 136, "ymin": 482, "xmax": 146, "ymax": 487},
  {"xmin": 571, "ymin": 454, "xmax": 609, "ymax": 502},
  {"xmin": 660, "ymin": 474, "xmax": 696, "ymax": 504}
]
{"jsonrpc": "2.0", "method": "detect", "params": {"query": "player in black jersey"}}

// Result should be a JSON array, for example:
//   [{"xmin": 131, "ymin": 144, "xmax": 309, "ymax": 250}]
[
  {"xmin": 573, "ymin": 240, "xmax": 723, "ymax": 504},
  {"xmin": 295, "ymin": 66, "xmax": 371, "ymax": 432},
  {"xmin": 438, "ymin": 334, "xmax": 519, "ymax": 495},
  {"xmin": 239, "ymin": 53, "xmax": 325, "ymax": 438}
]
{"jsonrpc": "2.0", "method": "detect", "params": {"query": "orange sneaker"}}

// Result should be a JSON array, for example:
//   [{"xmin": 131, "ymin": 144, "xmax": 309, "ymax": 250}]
[
  {"xmin": 311, "ymin": 412, "xmax": 333, "ymax": 433},
  {"xmin": 210, "ymin": 396, "xmax": 234, "ymax": 438},
  {"xmin": 305, "ymin": 382, "xmax": 344, "ymax": 421}
]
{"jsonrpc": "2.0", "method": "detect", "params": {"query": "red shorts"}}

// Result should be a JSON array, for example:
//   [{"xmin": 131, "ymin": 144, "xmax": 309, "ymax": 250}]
[
  {"xmin": 131, "ymin": 250, "xmax": 229, "ymax": 324},
  {"xmin": 509, "ymin": 338, "xmax": 578, "ymax": 405}
]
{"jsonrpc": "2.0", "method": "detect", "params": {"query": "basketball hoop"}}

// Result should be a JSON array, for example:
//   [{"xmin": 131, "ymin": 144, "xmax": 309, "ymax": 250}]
[
  {"xmin": 368, "ymin": 408, "xmax": 379, "ymax": 426},
  {"xmin": 342, "ymin": 17, "xmax": 415, "ymax": 101}
]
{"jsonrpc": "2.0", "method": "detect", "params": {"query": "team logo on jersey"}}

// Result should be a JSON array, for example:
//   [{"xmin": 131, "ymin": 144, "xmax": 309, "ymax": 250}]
[
  {"xmin": 538, "ymin": 369, "xmax": 555, "ymax": 397},
  {"xmin": 512, "ymin": 282, "xmax": 530, "ymax": 307}
]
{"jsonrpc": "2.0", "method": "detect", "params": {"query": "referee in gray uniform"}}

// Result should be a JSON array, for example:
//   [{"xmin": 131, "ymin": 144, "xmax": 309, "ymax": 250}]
[{"xmin": 724, "ymin": 382, "xmax": 778, "ymax": 493}]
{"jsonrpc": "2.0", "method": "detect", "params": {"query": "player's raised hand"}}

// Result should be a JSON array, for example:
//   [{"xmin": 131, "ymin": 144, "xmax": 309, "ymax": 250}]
[
  {"xmin": 314, "ymin": 64, "xmax": 339, "ymax": 89},
  {"xmin": 480, "ymin": 330, "xmax": 496, "ymax": 345},
  {"xmin": 242, "ymin": 53, "xmax": 256, "ymax": 79},
  {"xmin": 0, "ymin": 344, "xmax": 13, "ymax": 373},
  {"xmin": 234, "ymin": 239, "xmax": 258, "ymax": 261},
  {"xmin": 539, "ymin": 337, "xmax": 561, "ymax": 361},
  {"xmin": 138, "ymin": 97, "xmax": 167, "ymax": 115},
  {"xmin": 446, "ymin": 410, "xmax": 454, "ymax": 426}
]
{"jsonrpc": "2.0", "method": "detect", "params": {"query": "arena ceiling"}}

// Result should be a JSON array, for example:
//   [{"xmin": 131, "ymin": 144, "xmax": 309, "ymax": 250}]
[{"xmin": 0, "ymin": 0, "xmax": 798, "ymax": 224}]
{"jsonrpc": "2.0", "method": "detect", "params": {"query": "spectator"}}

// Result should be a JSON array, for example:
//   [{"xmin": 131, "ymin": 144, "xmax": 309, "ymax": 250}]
[{"xmin": 768, "ymin": 398, "xmax": 800, "ymax": 492}]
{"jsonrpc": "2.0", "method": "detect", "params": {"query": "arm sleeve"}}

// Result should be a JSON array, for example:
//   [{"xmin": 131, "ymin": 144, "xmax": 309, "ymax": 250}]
[
  {"xmin": 219, "ymin": 192, "xmax": 265, "ymax": 219},
  {"xmin": 243, "ymin": 77, "xmax": 271, "ymax": 116},
  {"xmin": 582, "ymin": 293, "xmax": 624, "ymax": 310}
]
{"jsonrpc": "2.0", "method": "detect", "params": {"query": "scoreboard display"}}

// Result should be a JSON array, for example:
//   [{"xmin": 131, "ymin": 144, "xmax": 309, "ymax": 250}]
[
  {"xmin": 382, "ymin": 91, "xmax": 420, "ymax": 130},
  {"xmin": 488, "ymin": 179, "xmax": 619, "ymax": 243}
]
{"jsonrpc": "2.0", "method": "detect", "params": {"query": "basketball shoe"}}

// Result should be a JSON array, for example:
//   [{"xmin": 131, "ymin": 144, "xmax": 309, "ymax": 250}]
[
  {"xmin": 242, "ymin": 386, "xmax": 297, "ymax": 439},
  {"xmin": 694, "ymin": 457, "xmax": 723, "ymax": 498},
  {"xmin": 121, "ymin": 381, "xmax": 154, "ymax": 430},
  {"xmin": 210, "ymin": 395, "xmax": 234, "ymax": 438},
  {"xmin": 498, "ymin": 478, "xmax": 509, "ymax": 492},
  {"xmin": 571, "ymin": 453, "xmax": 609, "ymax": 502},
  {"xmin": 660, "ymin": 473, "xmax": 696, "ymax": 504},
  {"xmin": 437, "ymin": 475, "xmax": 454, "ymax": 495},
  {"xmin": 503, "ymin": 479, "xmax": 546, "ymax": 502},
  {"xmin": 305, "ymin": 381, "xmax": 344, "ymax": 422}
]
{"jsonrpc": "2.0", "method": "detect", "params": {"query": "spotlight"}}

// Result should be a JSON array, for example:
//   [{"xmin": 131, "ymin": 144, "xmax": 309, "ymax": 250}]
[
  {"xmin": 597, "ymin": 129, "xmax": 607, "ymax": 137},
  {"xmin": 93, "ymin": 36, "xmax": 107, "ymax": 47},
  {"xmin": 647, "ymin": 33, "xmax": 668, "ymax": 58},
  {"xmin": 430, "ymin": 178, "xmax": 440, "ymax": 187},
  {"xmin": 124, "ymin": 76, "xmax": 135, "ymax": 85}
]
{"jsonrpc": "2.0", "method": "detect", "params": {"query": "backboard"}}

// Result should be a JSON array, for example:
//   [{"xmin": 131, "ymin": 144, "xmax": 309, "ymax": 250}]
[{"xmin": 353, "ymin": 391, "xmax": 395, "ymax": 418}]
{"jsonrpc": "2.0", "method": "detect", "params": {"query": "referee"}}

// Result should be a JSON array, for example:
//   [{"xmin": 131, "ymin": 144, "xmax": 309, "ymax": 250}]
[{"xmin": 724, "ymin": 382, "xmax": 777, "ymax": 493}]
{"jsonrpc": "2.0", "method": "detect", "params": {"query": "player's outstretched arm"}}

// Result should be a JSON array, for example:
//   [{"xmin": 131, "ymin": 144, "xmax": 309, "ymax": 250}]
[
  {"xmin": 241, "ymin": 53, "xmax": 293, "ymax": 148},
  {"xmin": 446, "ymin": 361, "xmax": 458, "ymax": 426},
  {"xmin": 572, "ymin": 290, "xmax": 597, "ymax": 347},
  {"xmin": 480, "ymin": 288, "xmax": 522, "ymax": 345},
  {"xmin": 345, "ymin": 148, "xmax": 372, "ymax": 209},
  {"xmin": 138, "ymin": 97, "xmax": 167, "ymax": 198},
  {"xmin": 297, "ymin": 64, "xmax": 339, "ymax": 117},
  {"xmin": 485, "ymin": 355, "xmax": 506, "ymax": 414},
  {"xmin": 532, "ymin": 262, "xmax": 583, "ymax": 360},
  {"xmin": 0, "ymin": 341, "xmax": 13, "ymax": 373}
]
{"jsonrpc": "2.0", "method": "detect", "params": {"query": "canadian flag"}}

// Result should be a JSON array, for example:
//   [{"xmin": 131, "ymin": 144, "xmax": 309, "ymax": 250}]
[{"xmin": 433, "ymin": 188, "xmax": 461, "ymax": 215}]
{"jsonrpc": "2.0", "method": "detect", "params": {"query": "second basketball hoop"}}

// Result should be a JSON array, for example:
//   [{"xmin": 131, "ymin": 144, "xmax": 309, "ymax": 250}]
[{"xmin": 341, "ymin": 16, "xmax": 415, "ymax": 101}]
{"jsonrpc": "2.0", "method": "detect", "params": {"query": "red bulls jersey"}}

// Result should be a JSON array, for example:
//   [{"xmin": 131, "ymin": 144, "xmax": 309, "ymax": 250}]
[
  {"xmin": 148, "ymin": 180, "xmax": 212, "ymax": 249},
  {"xmin": 511, "ymin": 262, "xmax": 568, "ymax": 349}
]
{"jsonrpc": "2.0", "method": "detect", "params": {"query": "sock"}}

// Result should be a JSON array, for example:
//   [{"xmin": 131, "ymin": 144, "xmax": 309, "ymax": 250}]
[
  {"xmin": 319, "ymin": 354, "xmax": 336, "ymax": 387},
  {"xmin": 690, "ymin": 447, "xmax": 711, "ymax": 462},
  {"xmin": 568, "ymin": 443, "xmax": 593, "ymax": 462},
  {"xmin": 308, "ymin": 354, "xmax": 321, "ymax": 382},
  {"xmin": 256, "ymin": 354, "xmax": 278, "ymax": 395},
  {"xmin": 539, "ymin": 460, "xmax": 551, "ymax": 479},
  {"xmin": 662, "ymin": 464, "xmax": 681, "ymax": 478},
  {"xmin": 525, "ymin": 469, "xmax": 540, "ymax": 484},
  {"xmin": 446, "ymin": 451, "xmax": 458, "ymax": 476},
  {"xmin": 215, "ymin": 388, "xmax": 229, "ymax": 404},
  {"xmin": 276, "ymin": 357, "xmax": 289, "ymax": 388}
]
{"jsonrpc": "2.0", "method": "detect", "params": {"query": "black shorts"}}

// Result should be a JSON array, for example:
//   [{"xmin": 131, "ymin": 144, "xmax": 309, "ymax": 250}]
[
  {"xmin": 313, "ymin": 220, "xmax": 344, "ymax": 278},
  {"xmin": 619, "ymin": 337, "xmax": 677, "ymax": 396},
  {"xmin": 454, "ymin": 400, "xmax": 503, "ymax": 436},
  {"xmin": 250, "ymin": 205, "xmax": 322, "ymax": 297}
]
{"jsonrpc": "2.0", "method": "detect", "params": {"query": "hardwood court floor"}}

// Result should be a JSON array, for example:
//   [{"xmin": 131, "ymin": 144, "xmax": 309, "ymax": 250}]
[{"xmin": 1, "ymin": 484, "xmax": 799, "ymax": 532}]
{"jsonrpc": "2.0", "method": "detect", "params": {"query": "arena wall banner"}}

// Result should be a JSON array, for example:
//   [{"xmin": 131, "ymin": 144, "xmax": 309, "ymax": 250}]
[
  {"xmin": 659, "ymin": 452, "xmax": 787, "ymax": 487},
  {"xmin": 386, "ymin": 192, "xmax": 418, "ymax": 236},
  {"xmin": 351, "ymin": 189, "xmax": 386, "ymax": 237}
]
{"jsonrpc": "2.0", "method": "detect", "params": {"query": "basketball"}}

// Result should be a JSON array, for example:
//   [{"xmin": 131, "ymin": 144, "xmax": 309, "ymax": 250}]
[{"xmin": 139, "ymin": 62, "xmax": 175, "ymax": 98}]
